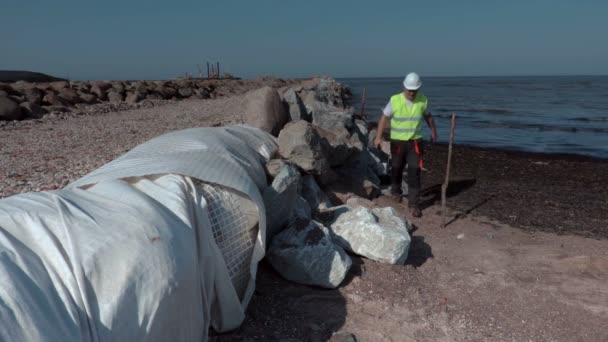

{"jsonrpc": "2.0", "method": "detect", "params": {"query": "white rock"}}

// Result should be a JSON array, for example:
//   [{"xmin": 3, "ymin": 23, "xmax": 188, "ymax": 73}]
[
  {"xmin": 327, "ymin": 206, "xmax": 411, "ymax": 264},
  {"xmin": 267, "ymin": 220, "xmax": 351, "ymax": 288}
]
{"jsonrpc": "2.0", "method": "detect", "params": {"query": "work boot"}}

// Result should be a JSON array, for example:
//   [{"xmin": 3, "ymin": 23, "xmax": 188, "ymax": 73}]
[{"xmin": 410, "ymin": 207, "xmax": 422, "ymax": 218}]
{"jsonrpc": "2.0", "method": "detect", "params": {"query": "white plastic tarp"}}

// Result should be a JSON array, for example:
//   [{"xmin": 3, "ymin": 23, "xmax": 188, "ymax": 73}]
[{"xmin": 0, "ymin": 125, "xmax": 278, "ymax": 342}]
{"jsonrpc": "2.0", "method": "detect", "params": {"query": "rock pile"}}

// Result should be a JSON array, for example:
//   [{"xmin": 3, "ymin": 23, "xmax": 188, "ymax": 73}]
[
  {"xmin": 258, "ymin": 77, "xmax": 411, "ymax": 289},
  {"xmin": 0, "ymin": 77, "xmax": 300, "ymax": 122}
]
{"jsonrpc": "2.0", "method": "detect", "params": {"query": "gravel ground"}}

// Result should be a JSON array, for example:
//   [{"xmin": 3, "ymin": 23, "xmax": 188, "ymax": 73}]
[{"xmin": 0, "ymin": 96, "xmax": 245, "ymax": 198}]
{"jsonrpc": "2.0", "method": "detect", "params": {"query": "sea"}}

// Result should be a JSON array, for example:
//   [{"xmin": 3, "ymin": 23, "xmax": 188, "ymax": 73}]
[{"xmin": 338, "ymin": 76, "xmax": 608, "ymax": 159}]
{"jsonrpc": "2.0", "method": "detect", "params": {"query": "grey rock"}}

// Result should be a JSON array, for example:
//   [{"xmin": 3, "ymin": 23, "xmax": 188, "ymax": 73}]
[
  {"xmin": 107, "ymin": 91, "xmax": 124, "ymax": 103},
  {"xmin": 326, "ymin": 206, "xmax": 411, "ymax": 264},
  {"xmin": 0, "ymin": 96, "xmax": 23, "ymax": 121},
  {"xmin": 282, "ymin": 88, "xmax": 310, "ymax": 122},
  {"xmin": 178, "ymin": 87, "xmax": 193, "ymax": 98},
  {"xmin": 278, "ymin": 120, "xmax": 330, "ymax": 175},
  {"xmin": 24, "ymin": 87, "xmax": 44, "ymax": 105},
  {"xmin": 267, "ymin": 220, "xmax": 351, "ymax": 288},
  {"xmin": 193, "ymin": 88, "xmax": 210, "ymax": 99},
  {"xmin": 243, "ymin": 86, "xmax": 288, "ymax": 136},
  {"xmin": 312, "ymin": 107, "xmax": 354, "ymax": 132},
  {"xmin": 58, "ymin": 88, "xmax": 80, "ymax": 103},
  {"xmin": 79, "ymin": 93, "xmax": 97, "ymax": 104},
  {"xmin": 329, "ymin": 148, "xmax": 383, "ymax": 199},
  {"xmin": 112, "ymin": 82, "xmax": 126, "ymax": 94},
  {"xmin": 125, "ymin": 91, "xmax": 141, "ymax": 104},
  {"xmin": 90, "ymin": 84, "xmax": 107, "ymax": 100},
  {"xmin": 9, "ymin": 81, "xmax": 36, "ymax": 91},
  {"xmin": 156, "ymin": 86, "xmax": 177, "ymax": 99},
  {"xmin": 0, "ymin": 90, "xmax": 7, "ymax": 97},
  {"xmin": 290, "ymin": 195, "xmax": 312, "ymax": 227},
  {"xmin": 263, "ymin": 164, "xmax": 302, "ymax": 238},
  {"xmin": 19, "ymin": 102, "xmax": 47, "ymax": 119},
  {"xmin": 301, "ymin": 175, "xmax": 333, "ymax": 212},
  {"xmin": 265, "ymin": 159, "xmax": 287, "ymax": 178},
  {"xmin": 315, "ymin": 126, "xmax": 354, "ymax": 167},
  {"xmin": 49, "ymin": 81, "xmax": 68, "ymax": 91},
  {"xmin": 42, "ymin": 92, "xmax": 67, "ymax": 106},
  {"xmin": 330, "ymin": 331, "xmax": 357, "ymax": 342},
  {"xmin": 43, "ymin": 105, "xmax": 70, "ymax": 113}
]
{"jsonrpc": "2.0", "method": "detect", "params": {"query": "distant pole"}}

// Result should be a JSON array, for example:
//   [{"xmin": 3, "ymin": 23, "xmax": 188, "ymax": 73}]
[
  {"xmin": 442, "ymin": 113, "xmax": 457, "ymax": 228},
  {"xmin": 217, "ymin": 62, "xmax": 220, "ymax": 79},
  {"xmin": 359, "ymin": 87, "xmax": 367, "ymax": 119},
  {"xmin": 211, "ymin": 64, "xmax": 215, "ymax": 78},
  {"xmin": 207, "ymin": 62, "xmax": 210, "ymax": 78}
]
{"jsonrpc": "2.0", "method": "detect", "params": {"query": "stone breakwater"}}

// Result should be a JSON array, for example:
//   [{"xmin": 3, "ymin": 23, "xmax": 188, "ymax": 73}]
[
  {"xmin": 0, "ymin": 77, "xmax": 353, "ymax": 199},
  {"xmin": 0, "ymin": 77, "xmax": 336, "ymax": 124}
]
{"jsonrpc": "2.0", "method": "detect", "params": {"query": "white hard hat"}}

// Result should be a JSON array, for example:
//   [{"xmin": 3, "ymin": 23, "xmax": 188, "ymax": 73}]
[{"xmin": 403, "ymin": 72, "xmax": 422, "ymax": 90}]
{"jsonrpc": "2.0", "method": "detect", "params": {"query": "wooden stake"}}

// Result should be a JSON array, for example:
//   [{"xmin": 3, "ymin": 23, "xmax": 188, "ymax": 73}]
[
  {"xmin": 360, "ymin": 87, "xmax": 366, "ymax": 118},
  {"xmin": 442, "ymin": 113, "xmax": 457, "ymax": 228}
]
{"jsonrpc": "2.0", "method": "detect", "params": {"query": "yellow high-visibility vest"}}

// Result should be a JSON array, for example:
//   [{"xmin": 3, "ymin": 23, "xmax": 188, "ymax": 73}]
[{"xmin": 390, "ymin": 93, "xmax": 427, "ymax": 141}]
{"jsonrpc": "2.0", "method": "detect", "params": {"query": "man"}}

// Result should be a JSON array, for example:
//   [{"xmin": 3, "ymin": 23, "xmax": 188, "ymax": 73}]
[{"xmin": 374, "ymin": 72, "xmax": 437, "ymax": 217}]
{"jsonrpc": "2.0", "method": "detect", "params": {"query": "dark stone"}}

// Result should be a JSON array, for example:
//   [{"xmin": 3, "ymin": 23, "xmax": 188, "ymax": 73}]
[
  {"xmin": 58, "ymin": 88, "xmax": 81, "ymax": 103},
  {"xmin": 42, "ymin": 92, "xmax": 68, "ymax": 106},
  {"xmin": 79, "ymin": 93, "xmax": 97, "ymax": 104},
  {"xmin": 0, "ymin": 96, "xmax": 23, "ymax": 120},
  {"xmin": 20, "ymin": 102, "xmax": 47, "ymax": 119}
]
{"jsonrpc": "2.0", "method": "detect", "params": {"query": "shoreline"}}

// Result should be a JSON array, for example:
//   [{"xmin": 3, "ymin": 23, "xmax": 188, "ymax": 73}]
[{"xmin": 420, "ymin": 141, "xmax": 608, "ymax": 239}]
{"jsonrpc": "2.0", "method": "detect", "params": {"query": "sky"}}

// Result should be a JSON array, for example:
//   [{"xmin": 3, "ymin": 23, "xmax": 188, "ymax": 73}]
[{"xmin": 1, "ymin": 0, "xmax": 607, "ymax": 80}]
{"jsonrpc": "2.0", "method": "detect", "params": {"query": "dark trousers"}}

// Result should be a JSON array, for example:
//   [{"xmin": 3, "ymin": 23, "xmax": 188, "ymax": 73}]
[{"xmin": 390, "ymin": 139, "xmax": 423, "ymax": 208}]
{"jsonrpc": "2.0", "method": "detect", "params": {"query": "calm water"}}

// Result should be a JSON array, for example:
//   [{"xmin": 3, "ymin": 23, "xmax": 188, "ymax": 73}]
[{"xmin": 339, "ymin": 76, "xmax": 608, "ymax": 159}]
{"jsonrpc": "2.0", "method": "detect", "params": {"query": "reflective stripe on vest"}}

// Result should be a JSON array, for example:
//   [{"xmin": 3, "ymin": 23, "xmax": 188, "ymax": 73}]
[{"xmin": 390, "ymin": 93, "xmax": 427, "ymax": 141}]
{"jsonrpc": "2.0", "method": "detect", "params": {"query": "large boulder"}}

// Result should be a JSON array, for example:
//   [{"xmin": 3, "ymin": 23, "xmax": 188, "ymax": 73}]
[
  {"xmin": 278, "ymin": 120, "xmax": 330, "ymax": 175},
  {"xmin": 290, "ymin": 195, "xmax": 312, "ymax": 227},
  {"xmin": 328, "ymin": 148, "xmax": 384, "ymax": 200},
  {"xmin": 178, "ymin": 87, "xmax": 193, "ymax": 98},
  {"xmin": 90, "ymin": 84, "xmax": 107, "ymax": 101},
  {"xmin": 282, "ymin": 88, "xmax": 310, "ymax": 122},
  {"xmin": 301, "ymin": 175, "xmax": 333, "ymax": 213},
  {"xmin": 243, "ymin": 86, "xmax": 288, "ymax": 136},
  {"xmin": 312, "ymin": 108, "xmax": 354, "ymax": 132},
  {"xmin": 267, "ymin": 220, "xmax": 351, "ymax": 288},
  {"xmin": 20, "ymin": 102, "xmax": 47, "ymax": 119},
  {"xmin": 125, "ymin": 91, "xmax": 142, "ymax": 104},
  {"xmin": 0, "ymin": 96, "xmax": 22, "ymax": 120},
  {"xmin": 49, "ymin": 81, "xmax": 68, "ymax": 91},
  {"xmin": 42, "ymin": 92, "xmax": 68, "ymax": 106},
  {"xmin": 263, "ymin": 164, "xmax": 301, "ymax": 238},
  {"xmin": 79, "ymin": 92, "xmax": 97, "ymax": 104},
  {"xmin": 108, "ymin": 91, "xmax": 124, "ymax": 103},
  {"xmin": 23, "ymin": 87, "xmax": 44, "ymax": 105},
  {"xmin": 156, "ymin": 86, "xmax": 177, "ymax": 99},
  {"xmin": 315, "ymin": 126, "xmax": 354, "ymax": 168},
  {"xmin": 324, "ymin": 206, "xmax": 411, "ymax": 264},
  {"xmin": 58, "ymin": 88, "xmax": 81, "ymax": 104}
]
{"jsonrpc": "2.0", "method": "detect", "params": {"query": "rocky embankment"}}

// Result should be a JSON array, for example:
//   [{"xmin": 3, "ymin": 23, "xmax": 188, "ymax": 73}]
[
  {"xmin": 241, "ymin": 79, "xmax": 412, "ymax": 290},
  {"xmin": 0, "ymin": 77, "xmax": 321, "ymax": 124}
]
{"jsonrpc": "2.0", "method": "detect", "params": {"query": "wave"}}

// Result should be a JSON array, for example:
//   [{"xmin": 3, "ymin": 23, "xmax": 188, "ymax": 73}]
[
  {"xmin": 435, "ymin": 107, "xmax": 515, "ymax": 115},
  {"xmin": 569, "ymin": 117, "xmax": 608, "ymax": 122},
  {"xmin": 473, "ymin": 120, "xmax": 608, "ymax": 133}
]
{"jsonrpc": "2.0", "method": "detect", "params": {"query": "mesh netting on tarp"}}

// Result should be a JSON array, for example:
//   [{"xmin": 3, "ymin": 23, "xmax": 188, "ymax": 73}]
[{"xmin": 196, "ymin": 181, "xmax": 259, "ymax": 300}]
